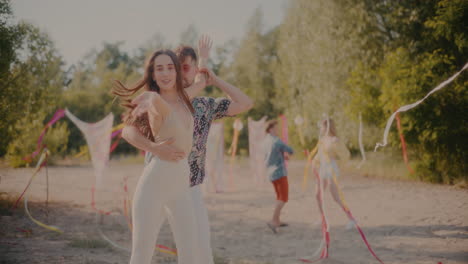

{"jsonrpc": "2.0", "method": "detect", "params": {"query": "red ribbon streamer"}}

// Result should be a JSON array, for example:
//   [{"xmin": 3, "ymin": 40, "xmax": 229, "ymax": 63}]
[
  {"xmin": 300, "ymin": 170, "xmax": 385, "ymax": 264},
  {"xmin": 109, "ymin": 133, "xmax": 122, "ymax": 153},
  {"xmin": 395, "ymin": 113, "xmax": 414, "ymax": 174},
  {"xmin": 12, "ymin": 159, "xmax": 48, "ymax": 209},
  {"xmin": 156, "ymin": 244, "xmax": 177, "ymax": 254},
  {"xmin": 338, "ymin": 204, "xmax": 385, "ymax": 264},
  {"xmin": 91, "ymin": 187, "xmax": 112, "ymax": 215},
  {"xmin": 299, "ymin": 169, "xmax": 329, "ymax": 263}
]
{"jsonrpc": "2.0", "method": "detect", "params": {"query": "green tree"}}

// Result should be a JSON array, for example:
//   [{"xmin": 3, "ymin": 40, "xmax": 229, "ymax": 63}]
[
  {"xmin": 1, "ymin": 0, "xmax": 68, "ymax": 162},
  {"xmin": 6, "ymin": 110, "xmax": 69, "ymax": 167},
  {"xmin": 346, "ymin": 0, "xmax": 467, "ymax": 183},
  {"xmin": 134, "ymin": 33, "xmax": 169, "ymax": 67},
  {"xmin": 274, "ymin": 0, "xmax": 369, "ymax": 150},
  {"xmin": 62, "ymin": 42, "xmax": 140, "ymax": 155},
  {"xmin": 219, "ymin": 8, "xmax": 281, "ymax": 153},
  {"xmin": 0, "ymin": 0, "xmax": 31, "ymax": 155}
]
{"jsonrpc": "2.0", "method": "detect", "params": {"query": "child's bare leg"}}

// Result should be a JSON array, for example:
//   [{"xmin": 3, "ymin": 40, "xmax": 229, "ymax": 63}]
[
  {"xmin": 315, "ymin": 178, "xmax": 326, "ymax": 216},
  {"xmin": 322, "ymin": 179, "xmax": 329, "ymax": 191},
  {"xmin": 272, "ymin": 200, "xmax": 285, "ymax": 226},
  {"xmin": 329, "ymin": 180, "xmax": 353, "ymax": 222}
]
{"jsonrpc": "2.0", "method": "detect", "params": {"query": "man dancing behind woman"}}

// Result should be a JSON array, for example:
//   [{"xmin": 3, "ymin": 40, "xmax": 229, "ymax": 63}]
[{"xmin": 113, "ymin": 47, "xmax": 199, "ymax": 263}]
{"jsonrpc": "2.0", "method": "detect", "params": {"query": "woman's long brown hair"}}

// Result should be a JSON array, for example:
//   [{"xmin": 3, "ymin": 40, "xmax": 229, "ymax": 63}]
[{"xmin": 112, "ymin": 49, "xmax": 194, "ymax": 141}]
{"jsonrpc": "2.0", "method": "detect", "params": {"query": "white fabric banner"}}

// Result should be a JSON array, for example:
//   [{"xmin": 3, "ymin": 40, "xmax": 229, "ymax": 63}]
[
  {"xmin": 65, "ymin": 109, "xmax": 113, "ymax": 190},
  {"xmin": 248, "ymin": 116, "xmax": 268, "ymax": 186},
  {"xmin": 205, "ymin": 122, "xmax": 225, "ymax": 193}
]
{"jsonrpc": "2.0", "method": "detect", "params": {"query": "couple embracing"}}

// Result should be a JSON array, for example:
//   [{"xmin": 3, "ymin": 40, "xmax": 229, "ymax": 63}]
[{"xmin": 113, "ymin": 35, "xmax": 253, "ymax": 264}]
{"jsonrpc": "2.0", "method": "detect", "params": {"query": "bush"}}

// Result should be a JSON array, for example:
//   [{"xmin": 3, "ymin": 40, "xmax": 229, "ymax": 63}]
[{"xmin": 6, "ymin": 111, "xmax": 69, "ymax": 167}]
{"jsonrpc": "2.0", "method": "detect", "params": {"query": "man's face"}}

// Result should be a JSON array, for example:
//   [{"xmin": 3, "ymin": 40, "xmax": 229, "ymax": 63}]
[{"xmin": 180, "ymin": 56, "xmax": 198, "ymax": 88}]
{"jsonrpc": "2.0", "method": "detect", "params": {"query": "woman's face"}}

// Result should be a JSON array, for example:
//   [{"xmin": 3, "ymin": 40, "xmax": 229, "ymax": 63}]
[{"xmin": 153, "ymin": 54, "xmax": 177, "ymax": 92}]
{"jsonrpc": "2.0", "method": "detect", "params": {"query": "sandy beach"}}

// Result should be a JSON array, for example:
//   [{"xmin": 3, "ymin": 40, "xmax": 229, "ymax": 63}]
[{"xmin": 1, "ymin": 159, "xmax": 467, "ymax": 264}]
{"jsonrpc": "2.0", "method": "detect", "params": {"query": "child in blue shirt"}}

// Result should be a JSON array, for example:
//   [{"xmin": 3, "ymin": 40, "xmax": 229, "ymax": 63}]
[{"xmin": 265, "ymin": 120, "xmax": 294, "ymax": 233}]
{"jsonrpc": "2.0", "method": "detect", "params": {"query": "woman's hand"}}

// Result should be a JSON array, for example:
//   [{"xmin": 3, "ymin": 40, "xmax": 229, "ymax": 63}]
[
  {"xmin": 131, "ymin": 91, "xmax": 160, "ymax": 117},
  {"xmin": 152, "ymin": 137, "xmax": 186, "ymax": 162}
]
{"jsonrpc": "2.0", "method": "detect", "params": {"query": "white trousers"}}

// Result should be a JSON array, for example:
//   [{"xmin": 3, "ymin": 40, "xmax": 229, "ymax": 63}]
[
  {"xmin": 130, "ymin": 158, "xmax": 196, "ymax": 264},
  {"xmin": 166, "ymin": 185, "xmax": 214, "ymax": 264},
  {"xmin": 130, "ymin": 157, "xmax": 213, "ymax": 264}
]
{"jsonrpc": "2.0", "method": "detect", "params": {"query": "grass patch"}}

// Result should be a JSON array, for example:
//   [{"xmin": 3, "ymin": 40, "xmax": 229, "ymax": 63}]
[
  {"xmin": 67, "ymin": 238, "xmax": 109, "ymax": 249},
  {"xmin": 112, "ymin": 154, "xmax": 145, "ymax": 165},
  {"xmin": 347, "ymin": 151, "xmax": 413, "ymax": 181},
  {"xmin": 454, "ymin": 179, "xmax": 468, "ymax": 189},
  {"xmin": 214, "ymin": 254, "xmax": 229, "ymax": 264}
]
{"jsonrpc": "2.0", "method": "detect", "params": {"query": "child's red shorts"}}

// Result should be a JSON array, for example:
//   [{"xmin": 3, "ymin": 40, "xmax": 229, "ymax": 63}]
[{"xmin": 272, "ymin": 176, "xmax": 289, "ymax": 202}]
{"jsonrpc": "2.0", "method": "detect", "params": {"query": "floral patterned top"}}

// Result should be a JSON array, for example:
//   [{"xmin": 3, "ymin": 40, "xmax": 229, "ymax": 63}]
[
  {"xmin": 145, "ymin": 96, "xmax": 231, "ymax": 187},
  {"xmin": 189, "ymin": 97, "xmax": 231, "ymax": 186}
]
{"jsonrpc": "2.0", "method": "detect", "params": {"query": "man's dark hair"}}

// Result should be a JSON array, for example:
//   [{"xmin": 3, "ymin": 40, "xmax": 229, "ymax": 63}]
[{"xmin": 174, "ymin": 45, "xmax": 197, "ymax": 63}]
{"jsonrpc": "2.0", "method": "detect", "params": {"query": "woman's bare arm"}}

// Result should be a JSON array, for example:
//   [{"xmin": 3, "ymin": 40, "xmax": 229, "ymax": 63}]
[
  {"xmin": 122, "ymin": 126, "xmax": 185, "ymax": 161},
  {"xmin": 131, "ymin": 91, "xmax": 171, "ymax": 138}
]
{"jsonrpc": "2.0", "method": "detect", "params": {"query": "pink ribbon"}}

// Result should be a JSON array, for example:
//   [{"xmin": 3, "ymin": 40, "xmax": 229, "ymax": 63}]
[
  {"xmin": 23, "ymin": 109, "xmax": 66, "ymax": 161},
  {"xmin": 300, "ymin": 169, "xmax": 385, "ymax": 264},
  {"xmin": 109, "ymin": 133, "xmax": 122, "ymax": 153},
  {"xmin": 111, "ymin": 128, "xmax": 122, "ymax": 138}
]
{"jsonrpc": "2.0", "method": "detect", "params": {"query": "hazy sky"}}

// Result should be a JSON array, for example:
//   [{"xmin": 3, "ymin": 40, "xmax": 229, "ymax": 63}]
[{"xmin": 12, "ymin": 0, "xmax": 286, "ymax": 66}]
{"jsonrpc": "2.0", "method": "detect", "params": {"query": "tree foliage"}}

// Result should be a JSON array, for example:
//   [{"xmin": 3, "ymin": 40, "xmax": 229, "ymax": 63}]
[
  {"xmin": 1, "ymin": 0, "xmax": 466, "ymax": 182},
  {"xmin": 1, "ymin": 0, "xmax": 68, "ymax": 163}
]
